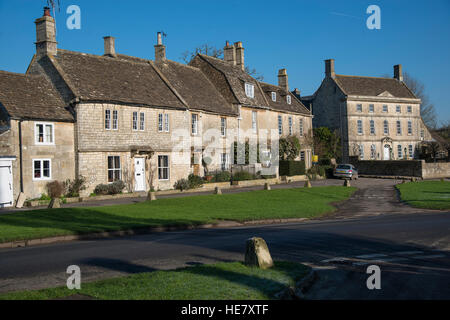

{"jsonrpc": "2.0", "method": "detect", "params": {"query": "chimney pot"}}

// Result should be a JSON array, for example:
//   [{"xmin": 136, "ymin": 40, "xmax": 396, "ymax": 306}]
[
  {"xmin": 43, "ymin": 6, "xmax": 51, "ymax": 17},
  {"xmin": 325, "ymin": 59, "xmax": 335, "ymax": 78},
  {"xmin": 394, "ymin": 64, "xmax": 403, "ymax": 81},
  {"xmin": 154, "ymin": 32, "xmax": 166, "ymax": 63},
  {"xmin": 278, "ymin": 68, "xmax": 289, "ymax": 91},
  {"xmin": 103, "ymin": 36, "xmax": 116, "ymax": 57}
]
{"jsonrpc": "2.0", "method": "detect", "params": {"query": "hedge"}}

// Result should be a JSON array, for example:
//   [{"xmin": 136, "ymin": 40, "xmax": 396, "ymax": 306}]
[{"xmin": 279, "ymin": 160, "xmax": 306, "ymax": 176}]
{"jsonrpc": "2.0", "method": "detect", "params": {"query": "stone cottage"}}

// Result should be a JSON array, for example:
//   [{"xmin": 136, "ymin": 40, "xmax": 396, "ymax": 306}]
[
  {"xmin": 302, "ymin": 59, "xmax": 432, "ymax": 162},
  {"xmin": 0, "ymin": 7, "xmax": 313, "ymax": 206}
]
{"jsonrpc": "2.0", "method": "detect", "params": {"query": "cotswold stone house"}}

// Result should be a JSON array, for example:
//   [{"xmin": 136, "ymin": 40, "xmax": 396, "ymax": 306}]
[
  {"xmin": 0, "ymin": 8, "xmax": 312, "ymax": 206},
  {"xmin": 302, "ymin": 59, "xmax": 432, "ymax": 162}
]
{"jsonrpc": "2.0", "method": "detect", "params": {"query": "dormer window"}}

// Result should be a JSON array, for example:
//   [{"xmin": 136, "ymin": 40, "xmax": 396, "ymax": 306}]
[
  {"xmin": 271, "ymin": 92, "xmax": 276, "ymax": 102},
  {"xmin": 245, "ymin": 83, "xmax": 255, "ymax": 98},
  {"xmin": 286, "ymin": 95, "xmax": 291, "ymax": 104}
]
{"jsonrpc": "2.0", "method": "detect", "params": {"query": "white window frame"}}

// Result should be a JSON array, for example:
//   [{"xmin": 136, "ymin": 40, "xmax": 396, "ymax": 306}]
[
  {"xmin": 299, "ymin": 119, "xmax": 304, "ymax": 136},
  {"xmin": 359, "ymin": 145, "xmax": 364, "ymax": 160},
  {"xmin": 139, "ymin": 112, "xmax": 145, "ymax": 131},
  {"xmin": 191, "ymin": 114, "xmax": 198, "ymax": 135},
  {"xmin": 164, "ymin": 114, "xmax": 169, "ymax": 132},
  {"xmin": 132, "ymin": 112, "xmax": 138, "ymax": 131},
  {"xmin": 396, "ymin": 105, "xmax": 401, "ymax": 113},
  {"xmin": 357, "ymin": 120, "xmax": 363, "ymax": 135},
  {"xmin": 369, "ymin": 104, "xmax": 374, "ymax": 113},
  {"xmin": 408, "ymin": 145, "xmax": 413, "ymax": 158},
  {"xmin": 407, "ymin": 120, "xmax": 412, "ymax": 135},
  {"xmin": 221, "ymin": 117, "xmax": 227, "ymax": 137},
  {"xmin": 252, "ymin": 111, "xmax": 257, "ymax": 134},
  {"xmin": 370, "ymin": 144, "xmax": 376, "ymax": 159},
  {"xmin": 112, "ymin": 110, "xmax": 118, "ymax": 130},
  {"xmin": 383, "ymin": 105, "xmax": 388, "ymax": 113},
  {"xmin": 278, "ymin": 115, "xmax": 283, "ymax": 135},
  {"xmin": 398, "ymin": 145, "xmax": 403, "ymax": 159},
  {"xmin": 158, "ymin": 155, "xmax": 170, "ymax": 180},
  {"xmin": 245, "ymin": 83, "xmax": 255, "ymax": 98},
  {"xmin": 288, "ymin": 116, "xmax": 293, "ymax": 135},
  {"xmin": 32, "ymin": 159, "xmax": 52, "ymax": 181},
  {"xmin": 384, "ymin": 120, "xmax": 389, "ymax": 135},
  {"xmin": 271, "ymin": 92, "xmax": 276, "ymax": 102},
  {"xmin": 407, "ymin": 106, "xmax": 412, "ymax": 113},
  {"xmin": 287, "ymin": 95, "xmax": 291, "ymax": 104},
  {"xmin": 107, "ymin": 156, "xmax": 121, "ymax": 183},
  {"xmin": 300, "ymin": 151, "xmax": 305, "ymax": 161},
  {"xmin": 356, "ymin": 104, "xmax": 362, "ymax": 112},
  {"xmin": 34, "ymin": 122, "xmax": 54, "ymax": 145},
  {"xmin": 370, "ymin": 120, "xmax": 375, "ymax": 135},
  {"xmin": 105, "ymin": 109, "xmax": 111, "ymax": 130}
]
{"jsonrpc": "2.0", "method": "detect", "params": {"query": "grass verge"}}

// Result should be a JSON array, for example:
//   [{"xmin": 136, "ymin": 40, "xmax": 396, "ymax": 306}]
[
  {"xmin": 0, "ymin": 261, "xmax": 310, "ymax": 300},
  {"xmin": 0, "ymin": 186, "xmax": 356, "ymax": 243},
  {"xmin": 396, "ymin": 180, "xmax": 450, "ymax": 210}
]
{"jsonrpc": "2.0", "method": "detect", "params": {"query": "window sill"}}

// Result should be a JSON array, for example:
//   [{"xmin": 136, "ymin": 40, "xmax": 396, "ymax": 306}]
[{"xmin": 35, "ymin": 143, "xmax": 55, "ymax": 146}]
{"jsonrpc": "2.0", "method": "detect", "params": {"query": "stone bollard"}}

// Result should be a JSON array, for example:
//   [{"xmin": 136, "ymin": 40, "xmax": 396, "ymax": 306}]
[
  {"xmin": 304, "ymin": 180, "xmax": 312, "ymax": 188},
  {"xmin": 410, "ymin": 177, "xmax": 416, "ymax": 182},
  {"xmin": 244, "ymin": 237, "xmax": 273, "ymax": 269},
  {"xmin": 48, "ymin": 198, "xmax": 61, "ymax": 209},
  {"xmin": 344, "ymin": 179, "xmax": 351, "ymax": 187},
  {"xmin": 264, "ymin": 183, "xmax": 271, "ymax": 190},
  {"xmin": 214, "ymin": 187, "xmax": 222, "ymax": 195},
  {"xmin": 147, "ymin": 191, "xmax": 157, "ymax": 201}
]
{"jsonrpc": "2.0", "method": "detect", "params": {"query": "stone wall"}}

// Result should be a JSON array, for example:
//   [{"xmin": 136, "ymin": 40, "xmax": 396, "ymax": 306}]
[{"xmin": 349, "ymin": 157, "xmax": 450, "ymax": 179}]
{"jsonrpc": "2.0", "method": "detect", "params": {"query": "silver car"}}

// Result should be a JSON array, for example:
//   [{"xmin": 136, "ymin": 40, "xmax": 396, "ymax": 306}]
[{"xmin": 334, "ymin": 164, "xmax": 358, "ymax": 180}]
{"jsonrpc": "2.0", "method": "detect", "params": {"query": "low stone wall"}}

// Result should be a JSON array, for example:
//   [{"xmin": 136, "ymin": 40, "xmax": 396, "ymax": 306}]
[
  {"xmin": 422, "ymin": 162, "xmax": 450, "ymax": 179},
  {"xmin": 349, "ymin": 158, "xmax": 449, "ymax": 179}
]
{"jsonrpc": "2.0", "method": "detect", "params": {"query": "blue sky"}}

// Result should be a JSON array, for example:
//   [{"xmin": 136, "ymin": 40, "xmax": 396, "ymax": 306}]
[{"xmin": 0, "ymin": 0, "xmax": 449, "ymax": 124}]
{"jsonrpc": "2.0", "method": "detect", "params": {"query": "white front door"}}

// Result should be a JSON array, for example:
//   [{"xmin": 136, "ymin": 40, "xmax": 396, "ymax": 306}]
[
  {"xmin": 0, "ymin": 160, "xmax": 14, "ymax": 208},
  {"xmin": 134, "ymin": 158, "xmax": 146, "ymax": 191},
  {"xmin": 383, "ymin": 145, "xmax": 391, "ymax": 160}
]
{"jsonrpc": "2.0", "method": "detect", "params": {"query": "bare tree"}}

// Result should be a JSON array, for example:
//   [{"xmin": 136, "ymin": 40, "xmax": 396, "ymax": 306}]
[
  {"xmin": 181, "ymin": 44, "xmax": 264, "ymax": 80},
  {"xmin": 402, "ymin": 72, "xmax": 438, "ymax": 129}
]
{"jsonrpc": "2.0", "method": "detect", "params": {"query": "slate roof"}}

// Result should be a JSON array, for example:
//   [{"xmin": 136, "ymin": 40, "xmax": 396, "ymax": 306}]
[
  {"xmin": 194, "ymin": 54, "xmax": 268, "ymax": 107},
  {"xmin": 52, "ymin": 50, "xmax": 186, "ymax": 109},
  {"xmin": 258, "ymin": 81, "xmax": 311, "ymax": 115},
  {"xmin": 0, "ymin": 70, "xmax": 73, "ymax": 121},
  {"xmin": 152, "ymin": 60, "xmax": 236, "ymax": 116},
  {"xmin": 334, "ymin": 75, "xmax": 418, "ymax": 99}
]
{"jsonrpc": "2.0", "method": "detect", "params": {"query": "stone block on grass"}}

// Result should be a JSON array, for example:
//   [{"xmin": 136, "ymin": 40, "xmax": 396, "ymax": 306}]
[{"xmin": 244, "ymin": 237, "xmax": 273, "ymax": 269}]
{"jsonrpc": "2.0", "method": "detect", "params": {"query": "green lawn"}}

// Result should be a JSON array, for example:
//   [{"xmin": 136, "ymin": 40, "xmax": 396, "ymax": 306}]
[
  {"xmin": 0, "ymin": 186, "xmax": 356, "ymax": 243},
  {"xmin": 0, "ymin": 261, "xmax": 310, "ymax": 300},
  {"xmin": 396, "ymin": 180, "xmax": 450, "ymax": 210}
]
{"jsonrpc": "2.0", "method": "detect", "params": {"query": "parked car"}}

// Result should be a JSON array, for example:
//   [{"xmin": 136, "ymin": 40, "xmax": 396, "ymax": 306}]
[{"xmin": 334, "ymin": 164, "xmax": 358, "ymax": 180}]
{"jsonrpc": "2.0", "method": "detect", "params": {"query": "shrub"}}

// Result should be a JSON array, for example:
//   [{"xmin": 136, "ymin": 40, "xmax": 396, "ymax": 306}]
[
  {"xmin": 232, "ymin": 171, "xmax": 256, "ymax": 181},
  {"xmin": 188, "ymin": 174, "xmax": 204, "ymax": 189},
  {"xmin": 63, "ymin": 176, "xmax": 87, "ymax": 198},
  {"xmin": 109, "ymin": 180, "xmax": 125, "ymax": 194},
  {"xmin": 174, "ymin": 179, "xmax": 190, "ymax": 191},
  {"xmin": 94, "ymin": 184, "xmax": 110, "ymax": 195},
  {"xmin": 212, "ymin": 171, "xmax": 231, "ymax": 182},
  {"xmin": 319, "ymin": 158, "xmax": 331, "ymax": 166},
  {"xmin": 46, "ymin": 181, "xmax": 64, "ymax": 199},
  {"xmin": 93, "ymin": 180, "xmax": 125, "ymax": 195},
  {"xmin": 279, "ymin": 160, "xmax": 306, "ymax": 176},
  {"xmin": 39, "ymin": 193, "xmax": 51, "ymax": 201}
]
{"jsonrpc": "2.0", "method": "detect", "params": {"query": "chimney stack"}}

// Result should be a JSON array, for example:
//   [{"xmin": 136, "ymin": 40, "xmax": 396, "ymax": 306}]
[
  {"xmin": 278, "ymin": 69, "xmax": 289, "ymax": 91},
  {"xmin": 234, "ymin": 41, "xmax": 245, "ymax": 71},
  {"xmin": 103, "ymin": 36, "xmax": 116, "ymax": 57},
  {"xmin": 35, "ymin": 7, "xmax": 57, "ymax": 57},
  {"xmin": 394, "ymin": 64, "xmax": 403, "ymax": 81},
  {"xmin": 325, "ymin": 59, "xmax": 335, "ymax": 78},
  {"xmin": 154, "ymin": 32, "xmax": 166, "ymax": 63},
  {"xmin": 224, "ymin": 41, "xmax": 236, "ymax": 66}
]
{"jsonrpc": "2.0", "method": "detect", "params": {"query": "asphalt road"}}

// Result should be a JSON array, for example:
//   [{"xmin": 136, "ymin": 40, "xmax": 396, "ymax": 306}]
[
  {"xmin": 0, "ymin": 178, "xmax": 448, "ymax": 299},
  {"xmin": 0, "ymin": 212, "xmax": 449, "ymax": 299}
]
